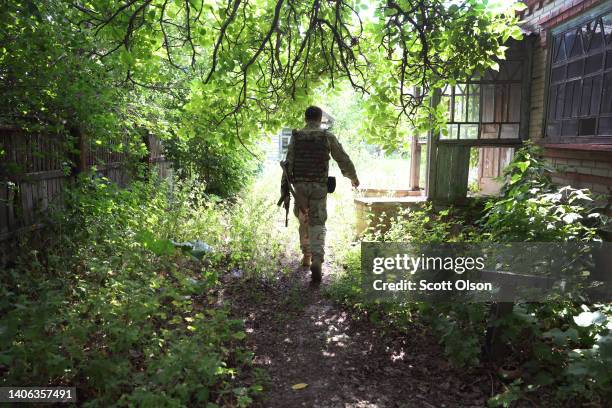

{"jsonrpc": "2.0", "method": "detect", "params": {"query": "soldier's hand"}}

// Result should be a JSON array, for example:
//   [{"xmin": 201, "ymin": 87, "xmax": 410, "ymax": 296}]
[{"xmin": 351, "ymin": 178, "xmax": 360, "ymax": 188}]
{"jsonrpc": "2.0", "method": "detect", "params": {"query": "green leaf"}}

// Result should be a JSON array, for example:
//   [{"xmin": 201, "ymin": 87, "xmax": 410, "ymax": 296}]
[
  {"xmin": 510, "ymin": 26, "xmax": 523, "ymax": 40},
  {"xmin": 562, "ymin": 213, "xmax": 581, "ymax": 224},
  {"xmin": 573, "ymin": 311, "xmax": 607, "ymax": 327},
  {"xmin": 516, "ymin": 161, "xmax": 530, "ymax": 173},
  {"xmin": 232, "ymin": 331, "xmax": 246, "ymax": 340},
  {"xmin": 532, "ymin": 371, "xmax": 554, "ymax": 386},
  {"xmin": 542, "ymin": 327, "xmax": 578, "ymax": 346},
  {"xmin": 135, "ymin": 230, "xmax": 176, "ymax": 256}
]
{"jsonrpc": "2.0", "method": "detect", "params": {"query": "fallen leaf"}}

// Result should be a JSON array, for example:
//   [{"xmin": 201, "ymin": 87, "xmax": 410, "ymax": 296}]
[{"xmin": 291, "ymin": 383, "xmax": 308, "ymax": 390}]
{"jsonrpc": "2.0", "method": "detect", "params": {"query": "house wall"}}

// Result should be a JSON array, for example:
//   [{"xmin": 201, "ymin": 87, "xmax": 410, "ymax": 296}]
[
  {"xmin": 262, "ymin": 133, "xmax": 281, "ymax": 163},
  {"xmin": 521, "ymin": 0, "xmax": 612, "ymax": 199},
  {"xmin": 544, "ymin": 147, "xmax": 612, "ymax": 195},
  {"xmin": 528, "ymin": 44, "xmax": 547, "ymax": 142},
  {"xmin": 520, "ymin": 0, "xmax": 603, "ymax": 43}
]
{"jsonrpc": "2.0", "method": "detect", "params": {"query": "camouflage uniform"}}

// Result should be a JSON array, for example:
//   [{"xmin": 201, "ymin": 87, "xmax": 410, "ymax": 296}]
[{"xmin": 285, "ymin": 121, "xmax": 358, "ymax": 264}]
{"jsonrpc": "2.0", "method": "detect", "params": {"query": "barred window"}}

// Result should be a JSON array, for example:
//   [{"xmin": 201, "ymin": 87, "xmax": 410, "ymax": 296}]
[
  {"xmin": 439, "ymin": 40, "xmax": 525, "ymax": 142},
  {"xmin": 547, "ymin": 10, "xmax": 612, "ymax": 139}
]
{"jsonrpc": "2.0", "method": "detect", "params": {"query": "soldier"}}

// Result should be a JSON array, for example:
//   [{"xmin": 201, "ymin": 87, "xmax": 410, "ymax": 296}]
[{"xmin": 283, "ymin": 106, "xmax": 359, "ymax": 283}]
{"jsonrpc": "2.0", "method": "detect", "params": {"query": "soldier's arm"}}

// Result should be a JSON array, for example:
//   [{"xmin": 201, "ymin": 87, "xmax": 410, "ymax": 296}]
[{"xmin": 327, "ymin": 132, "xmax": 358, "ymax": 184}]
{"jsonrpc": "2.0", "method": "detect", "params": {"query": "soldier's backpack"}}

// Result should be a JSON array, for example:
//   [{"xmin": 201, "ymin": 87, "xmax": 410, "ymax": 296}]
[{"xmin": 291, "ymin": 128, "xmax": 331, "ymax": 184}]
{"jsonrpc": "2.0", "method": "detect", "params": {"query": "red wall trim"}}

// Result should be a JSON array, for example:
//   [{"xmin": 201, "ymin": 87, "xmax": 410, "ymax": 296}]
[
  {"xmin": 521, "ymin": 0, "xmax": 603, "ymax": 47},
  {"xmin": 554, "ymin": 171, "xmax": 612, "ymax": 186},
  {"xmin": 541, "ymin": 145, "xmax": 612, "ymax": 163},
  {"xmin": 540, "ymin": 0, "xmax": 601, "ymax": 30}
]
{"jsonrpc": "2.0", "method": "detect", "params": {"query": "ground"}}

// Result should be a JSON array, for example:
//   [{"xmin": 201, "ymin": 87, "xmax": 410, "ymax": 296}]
[{"xmin": 225, "ymin": 259, "xmax": 498, "ymax": 408}]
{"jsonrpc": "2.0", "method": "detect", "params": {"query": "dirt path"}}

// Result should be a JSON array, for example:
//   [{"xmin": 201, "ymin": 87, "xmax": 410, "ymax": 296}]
[{"xmin": 226, "ymin": 261, "xmax": 497, "ymax": 408}]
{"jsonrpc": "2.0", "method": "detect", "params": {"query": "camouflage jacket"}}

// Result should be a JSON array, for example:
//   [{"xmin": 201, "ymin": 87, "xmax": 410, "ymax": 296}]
[{"xmin": 284, "ymin": 121, "xmax": 357, "ymax": 184}]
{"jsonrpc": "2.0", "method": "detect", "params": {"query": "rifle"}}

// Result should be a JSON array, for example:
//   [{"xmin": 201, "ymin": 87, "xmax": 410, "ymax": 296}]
[{"xmin": 277, "ymin": 160, "xmax": 297, "ymax": 227}]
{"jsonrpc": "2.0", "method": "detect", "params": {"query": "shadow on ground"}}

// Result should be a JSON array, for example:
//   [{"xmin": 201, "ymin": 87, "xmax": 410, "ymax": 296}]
[{"xmin": 225, "ymin": 262, "xmax": 495, "ymax": 408}]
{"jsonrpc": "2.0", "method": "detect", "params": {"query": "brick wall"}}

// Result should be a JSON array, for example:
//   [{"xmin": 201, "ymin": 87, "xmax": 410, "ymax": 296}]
[
  {"xmin": 544, "ymin": 147, "xmax": 612, "ymax": 199},
  {"xmin": 548, "ymin": 158, "xmax": 612, "ymax": 195},
  {"xmin": 544, "ymin": 151, "xmax": 612, "ymax": 207},
  {"xmin": 522, "ymin": 0, "xmax": 611, "ymax": 204},
  {"xmin": 528, "ymin": 44, "xmax": 547, "ymax": 142},
  {"xmin": 520, "ymin": 0, "xmax": 603, "ymax": 46}
]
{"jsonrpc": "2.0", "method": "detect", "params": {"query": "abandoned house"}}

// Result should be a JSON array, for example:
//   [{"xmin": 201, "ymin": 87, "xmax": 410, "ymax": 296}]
[
  {"xmin": 520, "ymin": 0, "xmax": 612, "ymax": 195},
  {"xmin": 425, "ymin": 0, "xmax": 612, "ymax": 202},
  {"xmin": 355, "ymin": 0, "xmax": 612, "ymax": 234}
]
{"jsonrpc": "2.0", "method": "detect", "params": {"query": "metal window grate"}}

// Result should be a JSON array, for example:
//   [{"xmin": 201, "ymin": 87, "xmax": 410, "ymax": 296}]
[
  {"xmin": 439, "ymin": 40, "xmax": 527, "ymax": 142},
  {"xmin": 547, "ymin": 10, "xmax": 612, "ymax": 139}
]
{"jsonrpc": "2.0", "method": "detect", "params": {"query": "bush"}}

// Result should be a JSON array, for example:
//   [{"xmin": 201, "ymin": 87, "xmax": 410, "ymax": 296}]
[
  {"xmin": 477, "ymin": 144, "xmax": 611, "ymax": 405},
  {"xmin": 327, "ymin": 143, "xmax": 612, "ymax": 405},
  {"xmin": 480, "ymin": 142, "xmax": 604, "ymax": 242},
  {"xmin": 0, "ymin": 173, "xmax": 269, "ymax": 406},
  {"xmin": 329, "ymin": 202, "xmax": 487, "ymax": 367},
  {"xmin": 164, "ymin": 136, "xmax": 259, "ymax": 198}
]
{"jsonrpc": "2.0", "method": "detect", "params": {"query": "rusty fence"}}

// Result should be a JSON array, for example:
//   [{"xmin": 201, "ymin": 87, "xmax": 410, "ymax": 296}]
[{"xmin": 0, "ymin": 126, "xmax": 171, "ymax": 242}]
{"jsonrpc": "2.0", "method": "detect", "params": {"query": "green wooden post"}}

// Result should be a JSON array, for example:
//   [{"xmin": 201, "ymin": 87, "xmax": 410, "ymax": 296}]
[{"xmin": 426, "ymin": 89, "xmax": 441, "ymax": 200}]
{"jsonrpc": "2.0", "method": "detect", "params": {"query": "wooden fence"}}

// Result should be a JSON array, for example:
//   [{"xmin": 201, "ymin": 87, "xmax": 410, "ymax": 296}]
[{"xmin": 0, "ymin": 126, "xmax": 171, "ymax": 242}]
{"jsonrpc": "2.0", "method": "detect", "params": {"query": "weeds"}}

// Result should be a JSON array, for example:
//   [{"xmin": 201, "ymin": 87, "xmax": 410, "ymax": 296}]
[
  {"xmin": 326, "ymin": 143, "xmax": 612, "ymax": 406},
  {"xmin": 0, "ymin": 172, "xmax": 283, "ymax": 406}
]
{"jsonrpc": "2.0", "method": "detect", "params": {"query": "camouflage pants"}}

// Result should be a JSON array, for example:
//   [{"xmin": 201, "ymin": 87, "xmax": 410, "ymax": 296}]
[{"xmin": 293, "ymin": 182, "xmax": 327, "ymax": 263}]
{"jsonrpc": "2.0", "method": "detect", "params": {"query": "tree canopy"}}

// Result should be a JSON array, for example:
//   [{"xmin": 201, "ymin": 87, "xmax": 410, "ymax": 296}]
[{"xmin": 1, "ymin": 0, "xmax": 524, "ymax": 155}]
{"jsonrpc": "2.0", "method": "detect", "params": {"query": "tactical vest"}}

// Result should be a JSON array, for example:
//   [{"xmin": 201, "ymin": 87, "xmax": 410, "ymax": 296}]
[{"xmin": 291, "ymin": 129, "xmax": 330, "ymax": 183}]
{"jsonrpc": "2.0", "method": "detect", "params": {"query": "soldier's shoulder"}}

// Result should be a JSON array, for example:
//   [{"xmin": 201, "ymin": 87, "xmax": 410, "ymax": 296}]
[
  {"xmin": 324, "ymin": 129, "xmax": 338, "ymax": 140},
  {"xmin": 293, "ymin": 128, "xmax": 313, "ymax": 136},
  {"xmin": 296, "ymin": 127, "xmax": 329, "ymax": 136}
]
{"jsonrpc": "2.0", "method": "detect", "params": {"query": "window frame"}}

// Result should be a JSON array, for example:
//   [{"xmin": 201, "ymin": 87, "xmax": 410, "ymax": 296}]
[
  {"xmin": 437, "ymin": 38, "xmax": 532, "ymax": 147},
  {"xmin": 544, "ymin": 3, "xmax": 612, "ymax": 144}
]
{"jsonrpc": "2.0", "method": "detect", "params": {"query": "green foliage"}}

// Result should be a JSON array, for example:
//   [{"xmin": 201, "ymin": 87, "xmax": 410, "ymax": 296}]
[
  {"xmin": 475, "ymin": 145, "xmax": 610, "ymax": 404},
  {"xmin": 487, "ymin": 380, "xmax": 524, "ymax": 408},
  {"xmin": 0, "ymin": 1, "xmax": 175, "ymax": 156},
  {"xmin": 363, "ymin": 0, "xmax": 523, "ymax": 148},
  {"xmin": 165, "ymin": 136, "xmax": 259, "ymax": 197},
  {"xmin": 1, "ymin": 0, "xmax": 524, "ymax": 160},
  {"xmin": 328, "ymin": 144, "xmax": 611, "ymax": 404},
  {"xmin": 364, "ymin": 204, "xmax": 485, "ymax": 367},
  {"xmin": 0, "ymin": 174, "xmax": 281, "ymax": 405},
  {"xmin": 325, "ymin": 245, "xmax": 365, "ymax": 309},
  {"xmin": 481, "ymin": 142, "xmax": 606, "ymax": 242},
  {"xmin": 364, "ymin": 203, "xmax": 479, "ymax": 243},
  {"xmin": 330, "ymin": 203, "xmax": 487, "ymax": 367}
]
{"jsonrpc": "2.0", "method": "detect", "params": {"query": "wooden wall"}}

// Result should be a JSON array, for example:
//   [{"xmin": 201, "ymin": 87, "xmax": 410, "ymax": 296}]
[
  {"xmin": 0, "ymin": 127, "xmax": 170, "ymax": 242},
  {"xmin": 429, "ymin": 144, "xmax": 471, "ymax": 203}
]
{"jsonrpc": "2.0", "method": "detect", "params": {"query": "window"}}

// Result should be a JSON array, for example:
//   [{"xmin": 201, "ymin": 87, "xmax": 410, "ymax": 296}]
[
  {"xmin": 547, "ymin": 10, "xmax": 612, "ymax": 140},
  {"xmin": 438, "ymin": 40, "xmax": 526, "ymax": 142}
]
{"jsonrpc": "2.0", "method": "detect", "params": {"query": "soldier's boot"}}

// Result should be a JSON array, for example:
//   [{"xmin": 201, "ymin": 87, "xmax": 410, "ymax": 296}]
[
  {"xmin": 308, "ymin": 224, "xmax": 325, "ymax": 284},
  {"xmin": 310, "ymin": 256, "xmax": 323, "ymax": 283},
  {"xmin": 301, "ymin": 253, "xmax": 312, "ymax": 267}
]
